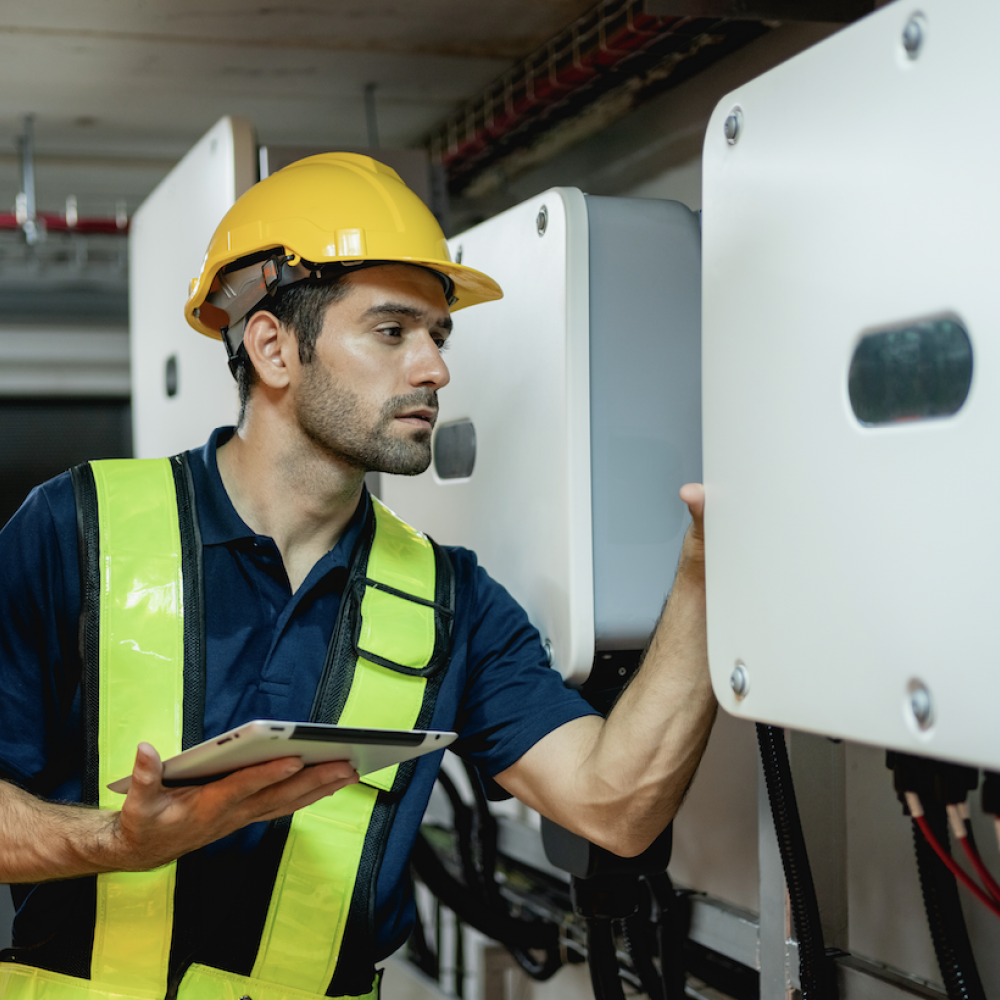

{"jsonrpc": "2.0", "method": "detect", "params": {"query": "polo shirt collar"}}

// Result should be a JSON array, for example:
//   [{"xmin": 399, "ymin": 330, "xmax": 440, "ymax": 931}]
[{"xmin": 186, "ymin": 426, "xmax": 369, "ymax": 568}]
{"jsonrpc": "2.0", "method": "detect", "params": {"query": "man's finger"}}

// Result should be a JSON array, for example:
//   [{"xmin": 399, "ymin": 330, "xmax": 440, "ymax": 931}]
[
  {"xmin": 213, "ymin": 759, "xmax": 359, "ymax": 823},
  {"xmin": 254, "ymin": 774, "xmax": 362, "ymax": 821},
  {"xmin": 210, "ymin": 756, "xmax": 307, "ymax": 801},
  {"xmin": 243, "ymin": 760, "xmax": 359, "ymax": 804},
  {"xmin": 128, "ymin": 742, "xmax": 164, "ymax": 794},
  {"xmin": 679, "ymin": 482, "xmax": 705, "ymax": 521}
]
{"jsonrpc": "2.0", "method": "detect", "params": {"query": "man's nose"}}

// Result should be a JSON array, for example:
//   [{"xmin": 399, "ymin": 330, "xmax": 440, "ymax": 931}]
[{"xmin": 409, "ymin": 332, "xmax": 450, "ymax": 390}]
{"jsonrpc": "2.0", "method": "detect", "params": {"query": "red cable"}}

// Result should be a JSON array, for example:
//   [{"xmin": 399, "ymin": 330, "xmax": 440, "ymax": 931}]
[
  {"xmin": 959, "ymin": 826, "xmax": 1000, "ymax": 906},
  {"xmin": 913, "ymin": 815, "xmax": 1000, "ymax": 919}
]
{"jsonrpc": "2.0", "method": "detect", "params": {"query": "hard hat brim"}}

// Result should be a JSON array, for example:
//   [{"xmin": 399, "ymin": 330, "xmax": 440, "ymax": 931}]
[{"xmin": 186, "ymin": 252, "xmax": 502, "ymax": 340}]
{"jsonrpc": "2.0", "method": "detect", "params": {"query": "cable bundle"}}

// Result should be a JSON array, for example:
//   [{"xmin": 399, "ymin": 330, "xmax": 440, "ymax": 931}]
[{"xmin": 888, "ymin": 753, "xmax": 990, "ymax": 1000}]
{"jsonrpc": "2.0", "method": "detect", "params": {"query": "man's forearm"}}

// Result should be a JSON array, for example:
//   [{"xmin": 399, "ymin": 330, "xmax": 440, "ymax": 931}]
[
  {"xmin": 495, "ymin": 487, "xmax": 717, "ymax": 857},
  {"xmin": 0, "ymin": 779, "xmax": 123, "ymax": 883},
  {"xmin": 582, "ymin": 558, "xmax": 717, "ymax": 854}
]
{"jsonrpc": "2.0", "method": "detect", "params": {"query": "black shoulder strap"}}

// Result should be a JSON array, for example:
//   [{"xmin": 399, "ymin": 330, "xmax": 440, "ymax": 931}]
[
  {"xmin": 69, "ymin": 462, "xmax": 100, "ymax": 807},
  {"xmin": 170, "ymin": 453, "xmax": 206, "ymax": 751}
]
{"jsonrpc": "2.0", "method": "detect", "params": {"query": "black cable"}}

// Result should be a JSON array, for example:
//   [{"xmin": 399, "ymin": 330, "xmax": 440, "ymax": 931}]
[
  {"xmin": 911, "ymin": 805, "xmax": 986, "ymax": 1000},
  {"xmin": 458, "ymin": 762, "xmax": 565, "ymax": 981},
  {"xmin": 756, "ymin": 723, "xmax": 837, "ymax": 1000},
  {"xmin": 406, "ymin": 900, "xmax": 439, "ymax": 980},
  {"xmin": 585, "ymin": 919, "xmax": 626, "ymax": 1000},
  {"xmin": 423, "ymin": 767, "xmax": 566, "ymax": 982},
  {"xmin": 434, "ymin": 769, "xmax": 479, "ymax": 892},
  {"xmin": 622, "ymin": 908, "xmax": 665, "ymax": 1000},
  {"xmin": 508, "ymin": 945, "xmax": 563, "ymax": 981},
  {"xmin": 411, "ymin": 831, "xmax": 561, "ymax": 954},
  {"xmin": 645, "ymin": 873, "xmax": 688, "ymax": 1000},
  {"xmin": 462, "ymin": 760, "xmax": 502, "ymax": 904}
]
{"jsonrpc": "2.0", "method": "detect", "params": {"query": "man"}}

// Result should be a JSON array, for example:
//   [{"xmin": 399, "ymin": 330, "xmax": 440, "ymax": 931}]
[{"xmin": 0, "ymin": 154, "xmax": 715, "ymax": 999}]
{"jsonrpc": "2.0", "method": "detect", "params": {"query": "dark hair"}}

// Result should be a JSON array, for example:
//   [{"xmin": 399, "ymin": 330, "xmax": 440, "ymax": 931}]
[{"xmin": 233, "ymin": 273, "xmax": 352, "ymax": 427}]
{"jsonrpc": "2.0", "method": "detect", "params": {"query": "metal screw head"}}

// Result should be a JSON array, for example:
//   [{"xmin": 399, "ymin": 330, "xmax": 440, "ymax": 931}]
[
  {"xmin": 542, "ymin": 640, "xmax": 554, "ymax": 666},
  {"xmin": 730, "ymin": 662, "xmax": 749, "ymax": 699},
  {"xmin": 724, "ymin": 109, "xmax": 742, "ymax": 145},
  {"xmin": 902, "ymin": 15, "xmax": 924, "ymax": 58},
  {"xmin": 536, "ymin": 206, "xmax": 548, "ymax": 236},
  {"xmin": 454, "ymin": 245, "xmax": 463, "ymax": 264},
  {"xmin": 909, "ymin": 681, "xmax": 933, "ymax": 729}
]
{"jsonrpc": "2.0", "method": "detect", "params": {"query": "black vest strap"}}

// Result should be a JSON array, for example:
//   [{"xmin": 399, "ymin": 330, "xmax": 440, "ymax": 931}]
[
  {"xmin": 170, "ymin": 454, "xmax": 207, "ymax": 752},
  {"xmin": 69, "ymin": 462, "xmax": 101, "ymax": 808}
]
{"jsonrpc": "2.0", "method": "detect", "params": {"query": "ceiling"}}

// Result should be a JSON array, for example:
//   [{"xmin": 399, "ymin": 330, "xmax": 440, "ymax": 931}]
[
  {"xmin": 0, "ymin": 0, "xmax": 603, "ymax": 220},
  {"xmin": 0, "ymin": 0, "xmax": 876, "ymax": 319}
]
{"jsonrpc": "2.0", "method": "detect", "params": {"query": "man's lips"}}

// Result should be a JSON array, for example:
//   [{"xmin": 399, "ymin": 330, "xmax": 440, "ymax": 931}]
[{"xmin": 395, "ymin": 408, "xmax": 437, "ymax": 428}]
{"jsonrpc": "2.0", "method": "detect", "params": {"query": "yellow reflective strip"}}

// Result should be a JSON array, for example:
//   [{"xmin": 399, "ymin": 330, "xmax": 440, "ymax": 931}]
[
  {"xmin": 359, "ymin": 588, "xmax": 434, "ymax": 667},
  {"xmin": 179, "ymin": 962, "xmax": 378, "ymax": 1000},
  {"xmin": 358, "ymin": 500, "xmax": 436, "ymax": 666},
  {"xmin": 369, "ymin": 498, "xmax": 435, "ymax": 600},
  {"xmin": 0, "ymin": 961, "xmax": 377, "ymax": 1000},
  {"xmin": 92, "ymin": 459, "xmax": 183, "ymax": 994},
  {"xmin": 251, "ymin": 500, "xmax": 437, "ymax": 990},
  {"xmin": 0, "ymin": 963, "xmax": 163, "ymax": 999},
  {"xmin": 250, "ymin": 784, "xmax": 379, "ymax": 992},
  {"xmin": 340, "ymin": 659, "xmax": 428, "ymax": 792}
]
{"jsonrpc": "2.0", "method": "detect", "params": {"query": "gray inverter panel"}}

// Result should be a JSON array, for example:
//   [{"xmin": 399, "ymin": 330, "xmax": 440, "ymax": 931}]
[
  {"xmin": 588, "ymin": 196, "xmax": 702, "ymax": 651},
  {"xmin": 380, "ymin": 190, "xmax": 701, "ymax": 682}
]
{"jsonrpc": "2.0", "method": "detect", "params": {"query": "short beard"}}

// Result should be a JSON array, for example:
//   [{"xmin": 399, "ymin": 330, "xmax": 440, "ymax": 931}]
[{"xmin": 295, "ymin": 364, "xmax": 437, "ymax": 476}]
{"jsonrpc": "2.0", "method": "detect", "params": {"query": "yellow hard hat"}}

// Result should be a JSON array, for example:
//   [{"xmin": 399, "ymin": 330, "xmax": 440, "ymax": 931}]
[{"xmin": 184, "ymin": 152, "xmax": 502, "ymax": 344}]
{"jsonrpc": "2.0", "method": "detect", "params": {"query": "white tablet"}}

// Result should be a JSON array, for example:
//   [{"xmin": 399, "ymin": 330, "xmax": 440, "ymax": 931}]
[{"xmin": 108, "ymin": 720, "xmax": 457, "ymax": 793}]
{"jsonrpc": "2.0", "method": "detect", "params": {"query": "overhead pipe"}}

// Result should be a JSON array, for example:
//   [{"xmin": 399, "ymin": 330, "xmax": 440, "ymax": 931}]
[
  {"xmin": 0, "ymin": 212, "xmax": 128, "ymax": 236},
  {"xmin": 9, "ymin": 114, "xmax": 130, "ymax": 240},
  {"xmin": 16, "ymin": 114, "xmax": 40, "ymax": 244}
]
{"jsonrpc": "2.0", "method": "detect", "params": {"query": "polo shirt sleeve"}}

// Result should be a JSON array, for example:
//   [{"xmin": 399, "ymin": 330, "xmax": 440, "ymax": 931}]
[
  {"xmin": 445, "ymin": 547, "xmax": 600, "ymax": 777},
  {"xmin": 0, "ymin": 472, "xmax": 83, "ymax": 794}
]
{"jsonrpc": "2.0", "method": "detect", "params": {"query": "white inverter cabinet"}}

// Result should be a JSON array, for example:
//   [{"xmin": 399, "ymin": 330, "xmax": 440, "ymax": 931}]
[
  {"xmin": 382, "ymin": 189, "xmax": 702, "ymax": 683},
  {"xmin": 702, "ymin": 0, "xmax": 1000, "ymax": 769}
]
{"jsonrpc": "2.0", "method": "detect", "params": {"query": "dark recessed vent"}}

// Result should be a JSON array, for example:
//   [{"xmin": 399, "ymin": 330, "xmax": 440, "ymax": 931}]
[
  {"xmin": 433, "ymin": 420, "xmax": 476, "ymax": 480},
  {"xmin": 848, "ymin": 317, "xmax": 972, "ymax": 426}
]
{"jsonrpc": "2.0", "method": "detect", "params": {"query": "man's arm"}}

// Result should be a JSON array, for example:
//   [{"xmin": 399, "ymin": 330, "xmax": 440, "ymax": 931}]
[
  {"xmin": 494, "ymin": 484, "xmax": 715, "ymax": 857},
  {"xmin": 0, "ymin": 743, "xmax": 358, "ymax": 883}
]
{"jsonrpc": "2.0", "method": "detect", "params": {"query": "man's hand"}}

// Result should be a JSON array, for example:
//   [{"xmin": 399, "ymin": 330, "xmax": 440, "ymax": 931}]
[
  {"xmin": 0, "ymin": 746, "xmax": 359, "ymax": 883},
  {"xmin": 111, "ymin": 742, "xmax": 359, "ymax": 871}
]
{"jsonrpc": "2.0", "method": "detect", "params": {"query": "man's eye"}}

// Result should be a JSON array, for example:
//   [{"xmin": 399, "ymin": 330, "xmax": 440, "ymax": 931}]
[
  {"xmin": 378, "ymin": 325, "xmax": 403, "ymax": 338},
  {"xmin": 434, "ymin": 338, "xmax": 451, "ymax": 352}
]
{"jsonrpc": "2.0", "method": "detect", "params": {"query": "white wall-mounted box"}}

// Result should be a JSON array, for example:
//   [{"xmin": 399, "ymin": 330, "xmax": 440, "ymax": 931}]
[
  {"xmin": 129, "ymin": 116, "xmax": 255, "ymax": 457},
  {"xmin": 702, "ymin": 0, "xmax": 1000, "ymax": 768},
  {"xmin": 382, "ymin": 189, "xmax": 702, "ymax": 682}
]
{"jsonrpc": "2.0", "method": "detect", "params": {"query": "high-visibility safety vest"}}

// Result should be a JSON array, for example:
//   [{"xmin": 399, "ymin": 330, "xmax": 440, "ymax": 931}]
[{"xmin": 0, "ymin": 456, "xmax": 454, "ymax": 1000}]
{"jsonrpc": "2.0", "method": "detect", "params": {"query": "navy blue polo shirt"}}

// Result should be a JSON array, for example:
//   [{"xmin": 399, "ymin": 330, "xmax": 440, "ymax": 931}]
[{"xmin": 0, "ymin": 427, "xmax": 596, "ymax": 974}]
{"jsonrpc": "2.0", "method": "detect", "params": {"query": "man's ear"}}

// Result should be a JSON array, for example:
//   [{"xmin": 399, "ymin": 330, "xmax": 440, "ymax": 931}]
[{"xmin": 243, "ymin": 310, "xmax": 297, "ymax": 388}]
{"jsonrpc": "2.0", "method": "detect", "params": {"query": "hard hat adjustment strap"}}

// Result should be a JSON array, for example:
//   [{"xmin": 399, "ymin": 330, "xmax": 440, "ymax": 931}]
[
  {"xmin": 221, "ymin": 323, "xmax": 247, "ymax": 381},
  {"xmin": 212, "ymin": 252, "xmax": 456, "ymax": 379},
  {"xmin": 212, "ymin": 251, "xmax": 313, "ymax": 377}
]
